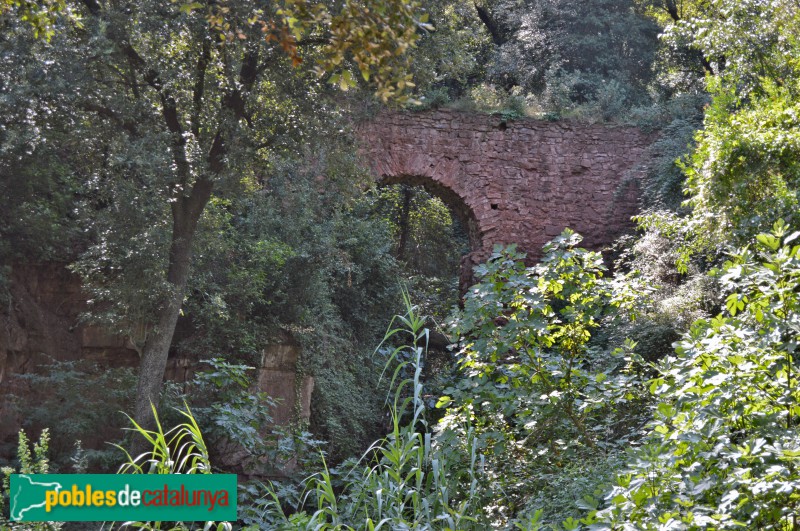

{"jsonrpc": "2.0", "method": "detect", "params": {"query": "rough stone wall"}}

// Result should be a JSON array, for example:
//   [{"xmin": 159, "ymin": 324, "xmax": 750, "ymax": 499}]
[
  {"xmin": 0, "ymin": 264, "xmax": 312, "ymax": 447},
  {"xmin": 257, "ymin": 343, "xmax": 314, "ymax": 426},
  {"xmin": 0, "ymin": 264, "xmax": 193, "ymax": 386},
  {"xmin": 0, "ymin": 264, "xmax": 181, "ymax": 443},
  {"xmin": 357, "ymin": 110, "xmax": 652, "ymax": 269},
  {"xmin": 0, "ymin": 264, "xmax": 85, "ymax": 385}
]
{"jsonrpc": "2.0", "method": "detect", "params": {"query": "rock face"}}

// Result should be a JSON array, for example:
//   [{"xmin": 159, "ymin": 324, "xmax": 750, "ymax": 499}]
[
  {"xmin": 357, "ymin": 110, "xmax": 652, "ymax": 279},
  {"xmin": 0, "ymin": 264, "xmax": 173, "ymax": 443},
  {"xmin": 0, "ymin": 265, "xmax": 88, "ymax": 373},
  {"xmin": 0, "ymin": 265, "xmax": 313, "ymax": 448},
  {"xmin": 0, "ymin": 264, "xmax": 196, "ymax": 385},
  {"xmin": 257, "ymin": 343, "xmax": 314, "ymax": 426}
]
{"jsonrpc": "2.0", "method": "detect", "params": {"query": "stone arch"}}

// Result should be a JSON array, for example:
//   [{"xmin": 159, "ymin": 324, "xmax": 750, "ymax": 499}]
[
  {"xmin": 357, "ymin": 109, "xmax": 655, "ymax": 280},
  {"xmin": 377, "ymin": 173, "xmax": 485, "ymax": 290}
]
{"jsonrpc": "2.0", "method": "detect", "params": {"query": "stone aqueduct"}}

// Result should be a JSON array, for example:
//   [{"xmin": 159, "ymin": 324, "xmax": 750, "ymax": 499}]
[
  {"xmin": 0, "ymin": 111, "xmax": 655, "ymax": 441},
  {"xmin": 358, "ymin": 110, "xmax": 652, "ymax": 280}
]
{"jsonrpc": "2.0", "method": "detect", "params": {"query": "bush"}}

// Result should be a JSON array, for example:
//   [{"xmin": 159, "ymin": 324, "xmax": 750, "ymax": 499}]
[
  {"xmin": 438, "ymin": 231, "xmax": 651, "ymax": 527},
  {"xmin": 0, "ymin": 429, "xmax": 62, "ymax": 531},
  {"xmin": 415, "ymin": 87, "xmax": 451, "ymax": 110},
  {"xmin": 175, "ymin": 156, "xmax": 404, "ymax": 462},
  {"xmin": 3, "ymin": 362, "xmax": 137, "ymax": 472},
  {"xmin": 593, "ymin": 221, "xmax": 800, "ymax": 529},
  {"xmin": 189, "ymin": 359, "xmax": 325, "ymax": 478}
]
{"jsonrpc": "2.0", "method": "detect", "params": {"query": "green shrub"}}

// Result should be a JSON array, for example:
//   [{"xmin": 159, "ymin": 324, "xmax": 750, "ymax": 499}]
[
  {"xmin": 448, "ymin": 83, "xmax": 531, "ymax": 119},
  {"xmin": 438, "ymin": 231, "xmax": 651, "ymax": 527},
  {"xmin": 593, "ymin": 221, "xmax": 800, "ymax": 529},
  {"xmin": 181, "ymin": 162, "xmax": 403, "ymax": 462},
  {"xmin": 190, "ymin": 359, "xmax": 325, "ymax": 478},
  {"xmin": 4, "ymin": 362, "xmax": 137, "ymax": 472},
  {"xmin": 250, "ymin": 294, "xmax": 488, "ymax": 529},
  {"xmin": 0, "ymin": 429, "xmax": 62, "ymax": 531},
  {"xmin": 415, "ymin": 87, "xmax": 451, "ymax": 110}
]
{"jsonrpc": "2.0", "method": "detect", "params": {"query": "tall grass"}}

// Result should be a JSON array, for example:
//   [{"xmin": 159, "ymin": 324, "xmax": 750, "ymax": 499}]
[
  {"xmin": 108, "ymin": 404, "xmax": 230, "ymax": 531},
  {"xmin": 254, "ymin": 292, "xmax": 485, "ymax": 530}
]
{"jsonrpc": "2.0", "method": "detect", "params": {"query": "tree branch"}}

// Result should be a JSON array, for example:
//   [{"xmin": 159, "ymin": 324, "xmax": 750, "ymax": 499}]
[
  {"xmin": 81, "ymin": 101, "xmax": 139, "ymax": 136},
  {"xmin": 296, "ymin": 36, "xmax": 330, "ymax": 47},
  {"xmin": 474, "ymin": 2, "xmax": 506, "ymax": 46},
  {"xmin": 240, "ymin": 49, "xmax": 259, "ymax": 90},
  {"xmin": 663, "ymin": 0, "xmax": 680, "ymax": 22},
  {"xmin": 661, "ymin": 1, "xmax": 715, "ymax": 75},
  {"xmin": 192, "ymin": 38, "xmax": 212, "ymax": 137},
  {"xmin": 80, "ymin": 0, "xmax": 100, "ymax": 16},
  {"xmin": 220, "ymin": 49, "xmax": 260, "ymax": 126},
  {"xmin": 160, "ymin": 93, "xmax": 192, "ymax": 187},
  {"xmin": 701, "ymin": 56, "xmax": 715, "ymax": 76}
]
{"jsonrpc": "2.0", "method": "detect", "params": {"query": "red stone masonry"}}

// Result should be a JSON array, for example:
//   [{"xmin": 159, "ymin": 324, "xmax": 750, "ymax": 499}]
[{"xmin": 357, "ymin": 110, "xmax": 654, "ymax": 270}]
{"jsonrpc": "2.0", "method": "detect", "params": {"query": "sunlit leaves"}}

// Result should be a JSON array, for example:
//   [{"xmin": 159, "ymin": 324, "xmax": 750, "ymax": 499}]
[
  {"xmin": 683, "ymin": 78, "xmax": 800, "ymax": 249},
  {"xmin": 662, "ymin": 0, "xmax": 799, "ymax": 94},
  {"xmin": 275, "ymin": 0, "xmax": 430, "ymax": 103},
  {"xmin": 652, "ymin": 1, "xmax": 800, "ymax": 266},
  {"xmin": 168, "ymin": 0, "xmax": 427, "ymax": 102},
  {"xmin": 439, "ymin": 230, "xmax": 651, "ymax": 523},
  {"xmin": 596, "ymin": 223, "xmax": 800, "ymax": 529},
  {"xmin": 0, "ymin": 0, "xmax": 72, "ymax": 40}
]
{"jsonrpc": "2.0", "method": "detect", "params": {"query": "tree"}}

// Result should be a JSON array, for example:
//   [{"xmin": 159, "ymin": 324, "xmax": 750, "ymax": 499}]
[
  {"xmin": 4, "ymin": 0, "xmax": 428, "ymax": 433},
  {"xmin": 179, "ymin": 153, "xmax": 406, "ymax": 460},
  {"xmin": 470, "ymin": 0, "xmax": 660, "ymax": 112},
  {"xmin": 639, "ymin": 0, "xmax": 800, "ymax": 267},
  {"xmin": 656, "ymin": 0, "xmax": 798, "ymax": 91}
]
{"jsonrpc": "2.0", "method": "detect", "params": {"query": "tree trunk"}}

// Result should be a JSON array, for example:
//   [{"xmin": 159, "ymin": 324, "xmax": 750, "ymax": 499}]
[
  {"xmin": 396, "ymin": 186, "xmax": 413, "ymax": 261},
  {"xmin": 132, "ymin": 232, "xmax": 193, "ymax": 432},
  {"xmin": 131, "ymin": 180, "xmax": 213, "ymax": 453}
]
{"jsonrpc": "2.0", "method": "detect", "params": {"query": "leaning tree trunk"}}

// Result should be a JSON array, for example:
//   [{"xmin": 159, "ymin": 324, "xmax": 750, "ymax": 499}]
[
  {"xmin": 131, "ymin": 179, "xmax": 213, "ymax": 453},
  {"xmin": 132, "ymin": 232, "xmax": 193, "ymax": 429}
]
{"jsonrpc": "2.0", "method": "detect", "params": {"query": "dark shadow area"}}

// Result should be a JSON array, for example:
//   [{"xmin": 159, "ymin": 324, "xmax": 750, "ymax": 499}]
[{"xmin": 378, "ymin": 175, "xmax": 480, "ymax": 254}]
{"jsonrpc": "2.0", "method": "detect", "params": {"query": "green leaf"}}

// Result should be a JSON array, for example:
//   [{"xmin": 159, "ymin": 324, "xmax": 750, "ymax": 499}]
[
  {"xmin": 338, "ymin": 70, "xmax": 353, "ymax": 91},
  {"xmin": 179, "ymin": 2, "xmax": 203, "ymax": 13},
  {"xmin": 756, "ymin": 233, "xmax": 780, "ymax": 251},
  {"xmin": 657, "ymin": 402, "xmax": 675, "ymax": 418},
  {"xmin": 435, "ymin": 396, "xmax": 452, "ymax": 408}
]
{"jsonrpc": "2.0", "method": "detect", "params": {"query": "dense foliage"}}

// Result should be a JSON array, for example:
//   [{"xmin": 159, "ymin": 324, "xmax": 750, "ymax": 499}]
[
  {"xmin": 3, "ymin": 0, "xmax": 800, "ymax": 528},
  {"xmin": 370, "ymin": 184, "xmax": 468, "ymax": 321},
  {"xmin": 594, "ymin": 221, "xmax": 800, "ymax": 529},
  {"xmin": 436, "ymin": 233, "xmax": 648, "ymax": 526}
]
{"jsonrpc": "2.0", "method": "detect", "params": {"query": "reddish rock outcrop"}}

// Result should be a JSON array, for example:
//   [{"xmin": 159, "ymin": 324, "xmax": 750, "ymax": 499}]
[{"xmin": 0, "ymin": 264, "xmax": 313, "ymax": 449}]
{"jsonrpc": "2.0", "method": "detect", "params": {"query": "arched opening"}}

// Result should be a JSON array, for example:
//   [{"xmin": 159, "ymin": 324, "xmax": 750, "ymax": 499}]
[
  {"xmin": 372, "ymin": 175, "xmax": 479, "ymax": 327},
  {"xmin": 378, "ymin": 174, "xmax": 481, "ymax": 254}
]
